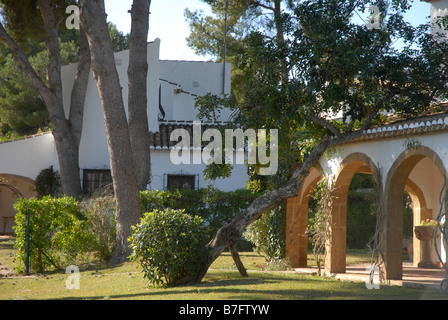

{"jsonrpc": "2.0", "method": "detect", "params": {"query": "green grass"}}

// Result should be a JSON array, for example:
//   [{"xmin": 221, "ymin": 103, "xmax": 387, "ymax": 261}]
[{"xmin": 1, "ymin": 237, "xmax": 447, "ymax": 300}]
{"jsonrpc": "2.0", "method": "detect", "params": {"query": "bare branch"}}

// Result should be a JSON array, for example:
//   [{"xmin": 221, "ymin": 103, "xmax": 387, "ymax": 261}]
[
  {"xmin": 310, "ymin": 114, "xmax": 340, "ymax": 136},
  {"xmin": 348, "ymin": 119, "xmax": 356, "ymax": 132},
  {"xmin": 38, "ymin": 0, "xmax": 63, "ymax": 101},
  {"xmin": 69, "ymin": 27, "xmax": 91, "ymax": 144},
  {"xmin": 0, "ymin": 22, "xmax": 52, "ymax": 102},
  {"xmin": 248, "ymin": 0, "xmax": 275, "ymax": 12}
]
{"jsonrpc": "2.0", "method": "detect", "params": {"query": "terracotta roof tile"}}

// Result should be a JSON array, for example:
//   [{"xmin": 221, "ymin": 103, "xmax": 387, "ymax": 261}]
[{"xmin": 149, "ymin": 121, "xmax": 231, "ymax": 149}]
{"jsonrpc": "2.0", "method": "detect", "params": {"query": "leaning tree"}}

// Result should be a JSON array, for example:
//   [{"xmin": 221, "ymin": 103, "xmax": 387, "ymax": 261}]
[{"xmin": 190, "ymin": 0, "xmax": 448, "ymax": 283}]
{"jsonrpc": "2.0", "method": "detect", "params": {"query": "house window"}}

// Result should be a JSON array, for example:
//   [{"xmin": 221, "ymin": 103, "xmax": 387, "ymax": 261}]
[
  {"xmin": 166, "ymin": 175, "xmax": 196, "ymax": 190},
  {"xmin": 83, "ymin": 169, "xmax": 113, "ymax": 194}
]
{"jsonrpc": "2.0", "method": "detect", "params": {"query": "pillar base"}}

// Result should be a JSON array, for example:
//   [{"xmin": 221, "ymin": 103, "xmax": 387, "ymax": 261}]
[{"xmin": 417, "ymin": 260, "xmax": 437, "ymax": 269}]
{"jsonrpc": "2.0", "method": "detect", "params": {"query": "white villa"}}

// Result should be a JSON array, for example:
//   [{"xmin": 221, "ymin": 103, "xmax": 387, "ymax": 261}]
[{"xmin": 0, "ymin": 38, "xmax": 249, "ymax": 234}]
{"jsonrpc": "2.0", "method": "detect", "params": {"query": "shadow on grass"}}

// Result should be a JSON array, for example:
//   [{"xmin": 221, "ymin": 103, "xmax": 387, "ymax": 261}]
[
  {"xmin": 55, "ymin": 271, "xmax": 440, "ymax": 301},
  {"xmin": 0, "ymin": 238, "xmax": 15, "ymax": 250}
]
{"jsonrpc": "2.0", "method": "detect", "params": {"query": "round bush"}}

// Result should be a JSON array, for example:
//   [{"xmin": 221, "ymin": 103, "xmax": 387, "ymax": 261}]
[{"xmin": 129, "ymin": 209, "xmax": 212, "ymax": 286}]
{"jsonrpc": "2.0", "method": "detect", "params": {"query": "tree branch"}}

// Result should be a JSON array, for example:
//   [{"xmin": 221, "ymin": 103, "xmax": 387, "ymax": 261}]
[
  {"xmin": 69, "ymin": 27, "xmax": 91, "ymax": 144},
  {"xmin": 38, "ymin": 0, "xmax": 63, "ymax": 104},
  {"xmin": 248, "ymin": 0, "xmax": 275, "ymax": 12},
  {"xmin": 0, "ymin": 22, "xmax": 52, "ymax": 103},
  {"xmin": 310, "ymin": 114, "xmax": 340, "ymax": 136},
  {"xmin": 348, "ymin": 119, "xmax": 356, "ymax": 132}
]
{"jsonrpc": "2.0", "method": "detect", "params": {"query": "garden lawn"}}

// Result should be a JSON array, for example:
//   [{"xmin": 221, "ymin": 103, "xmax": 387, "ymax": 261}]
[{"xmin": 1, "ymin": 237, "xmax": 448, "ymax": 300}]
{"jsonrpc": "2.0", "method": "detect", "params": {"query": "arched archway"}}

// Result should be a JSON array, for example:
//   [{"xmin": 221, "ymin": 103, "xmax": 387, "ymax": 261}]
[
  {"xmin": 404, "ymin": 179, "xmax": 432, "ymax": 265},
  {"xmin": 285, "ymin": 165, "xmax": 323, "ymax": 267},
  {"xmin": 383, "ymin": 146, "xmax": 447, "ymax": 280},
  {"xmin": 326, "ymin": 153, "xmax": 381, "ymax": 273},
  {"xmin": 0, "ymin": 174, "xmax": 36, "ymax": 234}
]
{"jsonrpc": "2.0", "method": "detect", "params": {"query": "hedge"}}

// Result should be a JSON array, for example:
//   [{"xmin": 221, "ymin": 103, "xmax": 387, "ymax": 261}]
[{"xmin": 13, "ymin": 196, "xmax": 94, "ymax": 273}]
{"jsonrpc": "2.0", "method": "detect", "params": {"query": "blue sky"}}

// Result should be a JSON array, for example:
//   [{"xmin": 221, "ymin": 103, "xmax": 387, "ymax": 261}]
[{"xmin": 104, "ymin": 0, "xmax": 432, "ymax": 61}]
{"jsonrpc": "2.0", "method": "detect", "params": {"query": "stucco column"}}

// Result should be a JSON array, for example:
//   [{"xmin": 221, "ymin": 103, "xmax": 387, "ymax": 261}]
[
  {"xmin": 381, "ymin": 179, "xmax": 406, "ymax": 280},
  {"xmin": 380, "ymin": 215, "xmax": 403, "ymax": 280},
  {"xmin": 325, "ymin": 197, "xmax": 347, "ymax": 273},
  {"xmin": 285, "ymin": 195, "xmax": 308, "ymax": 267}
]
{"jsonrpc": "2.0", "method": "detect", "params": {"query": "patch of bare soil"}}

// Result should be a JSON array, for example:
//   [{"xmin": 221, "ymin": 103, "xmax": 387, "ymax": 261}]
[
  {"xmin": 0, "ymin": 263, "xmax": 13, "ymax": 277},
  {"xmin": 0, "ymin": 235, "xmax": 15, "ymax": 277}
]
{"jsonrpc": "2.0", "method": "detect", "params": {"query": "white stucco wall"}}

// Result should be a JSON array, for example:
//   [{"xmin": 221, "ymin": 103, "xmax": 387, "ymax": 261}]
[
  {"xmin": 0, "ymin": 39, "xmax": 240, "ymax": 195},
  {"xmin": 319, "ymin": 130, "xmax": 448, "ymax": 196},
  {"xmin": 159, "ymin": 60, "xmax": 231, "ymax": 97},
  {"xmin": 0, "ymin": 133, "xmax": 56, "ymax": 181},
  {"xmin": 431, "ymin": 0, "xmax": 448, "ymax": 37},
  {"xmin": 149, "ymin": 149, "xmax": 249, "ymax": 192},
  {"xmin": 159, "ymin": 60, "xmax": 233, "ymax": 122},
  {"xmin": 61, "ymin": 39, "xmax": 232, "ymax": 173},
  {"xmin": 61, "ymin": 39, "xmax": 162, "ymax": 171}
]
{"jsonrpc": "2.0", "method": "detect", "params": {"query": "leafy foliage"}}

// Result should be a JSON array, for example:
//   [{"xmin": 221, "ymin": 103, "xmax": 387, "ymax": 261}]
[
  {"xmin": 34, "ymin": 166, "xmax": 61, "ymax": 198},
  {"xmin": 13, "ymin": 196, "xmax": 94, "ymax": 273},
  {"xmin": 192, "ymin": 0, "xmax": 448, "ymax": 191},
  {"xmin": 129, "ymin": 209, "xmax": 212, "ymax": 287},
  {"xmin": 140, "ymin": 188, "xmax": 260, "ymax": 234},
  {"xmin": 244, "ymin": 204, "xmax": 287, "ymax": 264},
  {"xmin": 79, "ymin": 196, "xmax": 117, "ymax": 261},
  {"xmin": 0, "ymin": 41, "xmax": 50, "ymax": 135},
  {"xmin": 307, "ymin": 176, "xmax": 333, "ymax": 274},
  {"xmin": 0, "ymin": 0, "xmax": 76, "ymax": 47}
]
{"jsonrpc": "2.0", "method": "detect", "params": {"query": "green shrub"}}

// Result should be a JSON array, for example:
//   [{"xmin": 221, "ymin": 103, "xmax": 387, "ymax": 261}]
[
  {"xmin": 197, "ymin": 188, "xmax": 260, "ymax": 233},
  {"xmin": 244, "ymin": 205, "xmax": 286, "ymax": 264},
  {"xmin": 34, "ymin": 166, "xmax": 61, "ymax": 198},
  {"xmin": 140, "ymin": 188, "xmax": 260, "ymax": 234},
  {"xmin": 79, "ymin": 196, "xmax": 117, "ymax": 261},
  {"xmin": 345, "ymin": 190, "xmax": 413, "ymax": 249},
  {"xmin": 13, "ymin": 196, "xmax": 94, "ymax": 273},
  {"xmin": 129, "ymin": 209, "xmax": 212, "ymax": 287},
  {"xmin": 140, "ymin": 189, "xmax": 182, "ymax": 213}
]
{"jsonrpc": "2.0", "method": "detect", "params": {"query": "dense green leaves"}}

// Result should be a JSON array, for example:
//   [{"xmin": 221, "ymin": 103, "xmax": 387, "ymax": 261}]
[
  {"xmin": 129, "ymin": 209, "xmax": 212, "ymax": 286},
  {"xmin": 0, "ymin": 41, "xmax": 50, "ymax": 136},
  {"xmin": 0, "ymin": 2, "xmax": 129, "ymax": 138},
  {"xmin": 244, "ymin": 204, "xmax": 286, "ymax": 264},
  {"xmin": 140, "ymin": 188, "xmax": 260, "ymax": 234},
  {"xmin": 13, "ymin": 196, "xmax": 94, "ymax": 273},
  {"xmin": 192, "ymin": 0, "xmax": 448, "ymax": 191},
  {"xmin": 34, "ymin": 166, "xmax": 61, "ymax": 198}
]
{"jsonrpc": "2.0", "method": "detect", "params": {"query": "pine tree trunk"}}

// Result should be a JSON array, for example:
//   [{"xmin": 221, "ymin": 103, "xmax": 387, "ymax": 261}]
[
  {"xmin": 80, "ymin": 0, "xmax": 142, "ymax": 264},
  {"xmin": 52, "ymin": 125, "xmax": 82, "ymax": 198},
  {"xmin": 128, "ymin": 0, "xmax": 151, "ymax": 190},
  {"xmin": 0, "ymin": 0, "xmax": 88, "ymax": 199}
]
